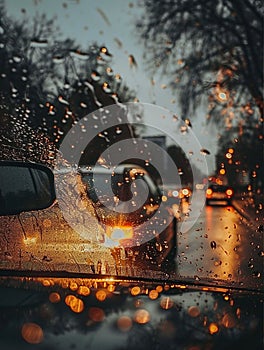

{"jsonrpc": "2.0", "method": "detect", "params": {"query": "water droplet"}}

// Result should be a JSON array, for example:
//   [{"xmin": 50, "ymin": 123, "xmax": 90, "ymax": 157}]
[
  {"xmin": 102, "ymin": 82, "xmax": 111, "ymax": 93},
  {"xmin": 178, "ymin": 168, "xmax": 183, "ymax": 175},
  {"xmin": 180, "ymin": 125, "xmax": 187, "ymax": 133},
  {"xmin": 58, "ymin": 96, "xmax": 69, "ymax": 105},
  {"xmin": 13, "ymin": 56, "xmax": 22, "ymax": 63},
  {"xmin": 106, "ymin": 67, "xmax": 113, "ymax": 76},
  {"xmin": 97, "ymin": 7, "xmax": 111, "ymax": 25},
  {"xmin": 188, "ymin": 306, "xmax": 200, "ymax": 317},
  {"xmin": 70, "ymin": 50, "xmax": 89, "ymax": 60},
  {"xmin": 160, "ymin": 297, "xmax": 174, "ymax": 309},
  {"xmin": 115, "ymin": 127, "xmax": 122, "ymax": 134},
  {"xmin": 221, "ymin": 313, "xmax": 236, "ymax": 328},
  {"xmin": 256, "ymin": 224, "xmax": 263, "ymax": 232},
  {"xmin": 200, "ymin": 148, "xmax": 210, "ymax": 155},
  {"xmin": 210, "ymin": 241, "xmax": 217, "ymax": 249},
  {"xmin": 128, "ymin": 54, "xmax": 137, "ymax": 68},
  {"xmin": 115, "ymin": 74, "xmax": 122, "ymax": 82},
  {"xmin": 52, "ymin": 56, "xmax": 64, "ymax": 63},
  {"xmin": 185, "ymin": 119, "xmax": 192, "ymax": 127},
  {"xmin": 96, "ymin": 55, "xmax": 106, "ymax": 65},
  {"xmin": 155, "ymin": 242, "xmax": 163, "ymax": 252},
  {"xmin": 91, "ymin": 71, "xmax": 101, "ymax": 81},
  {"xmin": 30, "ymin": 39, "xmax": 48, "ymax": 48},
  {"xmin": 214, "ymin": 260, "xmax": 222, "ymax": 266}
]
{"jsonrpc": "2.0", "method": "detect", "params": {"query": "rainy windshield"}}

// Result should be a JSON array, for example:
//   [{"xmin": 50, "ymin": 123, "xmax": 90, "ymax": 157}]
[{"xmin": 0, "ymin": 0, "xmax": 263, "ymax": 293}]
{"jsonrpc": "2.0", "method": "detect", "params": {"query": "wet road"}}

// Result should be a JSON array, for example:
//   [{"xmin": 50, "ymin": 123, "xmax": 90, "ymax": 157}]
[{"xmin": 176, "ymin": 192, "xmax": 263, "ymax": 289}]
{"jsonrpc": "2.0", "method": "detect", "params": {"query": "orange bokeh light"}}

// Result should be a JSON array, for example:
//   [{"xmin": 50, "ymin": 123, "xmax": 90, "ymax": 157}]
[
  {"xmin": 88, "ymin": 307, "xmax": 105, "ymax": 322},
  {"xmin": 134, "ymin": 309, "xmax": 150, "ymax": 324},
  {"xmin": 131, "ymin": 286, "xmax": 141, "ymax": 296},
  {"xmin": 49, "ymin": 292, "xmax": 61, "ymax": 303},
  {"xmin": 96, "ymin": 290, "xmax": 107, "ymax": 301},
  {"xmin": 149, "ymin": 289, "xmax": 159, "ymax": 300},
  {"xmin": 77, "ymin": 286, "xmax": 90, "ymax": 296},
  {"xmin": 21, "ymin": 323, "xmax": 44, "ymax": 344},
  {"xmin": 117, "ymin": 316, "xmax": 133, "ymax": 332},
  {"xmin": 160, "ymin": 297, "xmax": 174, "ymax": 310},
  {"xmin": 209, "ymin": 322, "xmax": 219, "ymax": 334}
]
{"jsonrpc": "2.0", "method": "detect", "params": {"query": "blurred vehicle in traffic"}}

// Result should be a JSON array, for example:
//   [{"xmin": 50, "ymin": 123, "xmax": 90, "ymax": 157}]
[
  {"xmin": 206, "ymin": 184, "xmax": 234, "ymax": 205},
  {"xmin": 79, "ymin": 164, "xmax": 178, "ymax": 268},
  {"xmin": 0, "ymin": 161, "xmax": 177, "ymax": 276},
  {"xmin": 79, "ymin": 164, "xmax": 162, "ymax": 222},
  {"xmin": 159, "ymin": 184, "xmax": 192, "ymax": 205}
]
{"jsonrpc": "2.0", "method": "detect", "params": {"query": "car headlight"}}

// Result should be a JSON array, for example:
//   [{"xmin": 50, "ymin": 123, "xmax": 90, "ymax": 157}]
[
  {"xmin": 206, "ymin": 188, "xmax": 213, "ymax": 197},
  {"xmin": 172, "ymin": 190, "xmax": 179, "ymax": 197},
  {"xmin": 182, "ymin": 188, "xmax": 190, "ymax": 197},
  {"xmin": 106, "ymin": 226, "xmax": 133, "ymax": 241}
]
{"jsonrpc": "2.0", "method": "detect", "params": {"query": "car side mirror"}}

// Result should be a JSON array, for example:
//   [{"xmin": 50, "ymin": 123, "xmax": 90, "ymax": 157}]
[{"xmin": 0, "ymin": 161, "xmax": 56, "ymax": 215}]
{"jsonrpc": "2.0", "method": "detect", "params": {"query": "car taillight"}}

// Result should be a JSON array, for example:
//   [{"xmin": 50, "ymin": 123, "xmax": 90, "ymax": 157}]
[
  {"xmin": 106, "ymin": 226, "xmax": 133, "ymax": 241},
  {"xmin": 206, "ymin": 188, "xmax": 213, "ymax": 197},
  {"xmin": 226, "ymin": 189, "xmax": 233, "ymax": 197}
]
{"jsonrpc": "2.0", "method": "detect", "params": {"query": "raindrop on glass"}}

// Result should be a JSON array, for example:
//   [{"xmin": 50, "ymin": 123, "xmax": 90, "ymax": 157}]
[
  {"xmin": 210, "ymin": 241, "xmax": 217, "ymax": 249},
  {"xmin": 200, "ymin": 148, "xmax": 210, "ymax": 155}
]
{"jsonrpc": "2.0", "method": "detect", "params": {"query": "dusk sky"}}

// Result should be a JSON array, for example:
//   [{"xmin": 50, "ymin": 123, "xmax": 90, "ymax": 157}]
[{"xmin": 5, "ymin": 0, "xmax": 218, "ymax": 173}]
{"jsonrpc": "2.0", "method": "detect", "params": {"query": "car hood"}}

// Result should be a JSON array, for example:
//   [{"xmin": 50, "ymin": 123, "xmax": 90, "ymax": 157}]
[{"xmin": 0, "ymin": 275, "xmax": 262, "ymax": 350}]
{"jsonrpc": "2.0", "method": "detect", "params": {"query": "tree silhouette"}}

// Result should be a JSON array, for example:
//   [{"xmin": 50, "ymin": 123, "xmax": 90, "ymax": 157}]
[
  {"xmin": 216, "ymin": 124, "xmax": 263, "ymax": 191},
  {"xmin": 0, "ymin": 1, "xmax": 136, "ymax": 165},
  {"xmin": 137, "ymin": 0, "xmax": 263, "ymax": 123}
]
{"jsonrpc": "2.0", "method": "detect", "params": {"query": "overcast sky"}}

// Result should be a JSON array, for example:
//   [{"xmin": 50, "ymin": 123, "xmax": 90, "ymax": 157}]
[{"xmin": 4, "ymin": 0, "xmax": 218, "ymax": 174}]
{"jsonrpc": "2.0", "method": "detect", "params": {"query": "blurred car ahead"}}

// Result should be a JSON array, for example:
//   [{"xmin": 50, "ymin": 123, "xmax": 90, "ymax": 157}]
[
  {"xmin": 0, "ymin": 161, "xmax": 177, "ymax": 276},
  {"xmin": 159, "ymin": 184, "xmax": 192, "ymax": 205},
  {"xmin": 79, "ymin": 164, "xmax": 177, "ymax": 267},
  {"xmin": 206, "ymin": 184, "xmax": 234, "ymax": 205}
]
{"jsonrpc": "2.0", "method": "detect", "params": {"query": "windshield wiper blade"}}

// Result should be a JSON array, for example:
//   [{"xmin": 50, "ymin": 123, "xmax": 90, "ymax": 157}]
[{"xmin": 0, "ymin": 269, "xmax": 263, "ymax": 294}]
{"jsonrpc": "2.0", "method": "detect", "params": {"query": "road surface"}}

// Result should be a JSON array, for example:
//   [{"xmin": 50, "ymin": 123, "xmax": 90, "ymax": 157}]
[{"xmin": 175, "ymin": 191, "xmax": 263, "ymax": 289}]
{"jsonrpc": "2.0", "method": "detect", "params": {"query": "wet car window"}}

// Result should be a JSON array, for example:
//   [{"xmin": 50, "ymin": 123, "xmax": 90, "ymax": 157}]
[{"xmin": 0, "ymin": 0, "xmax": 263, "ymax": 349}]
